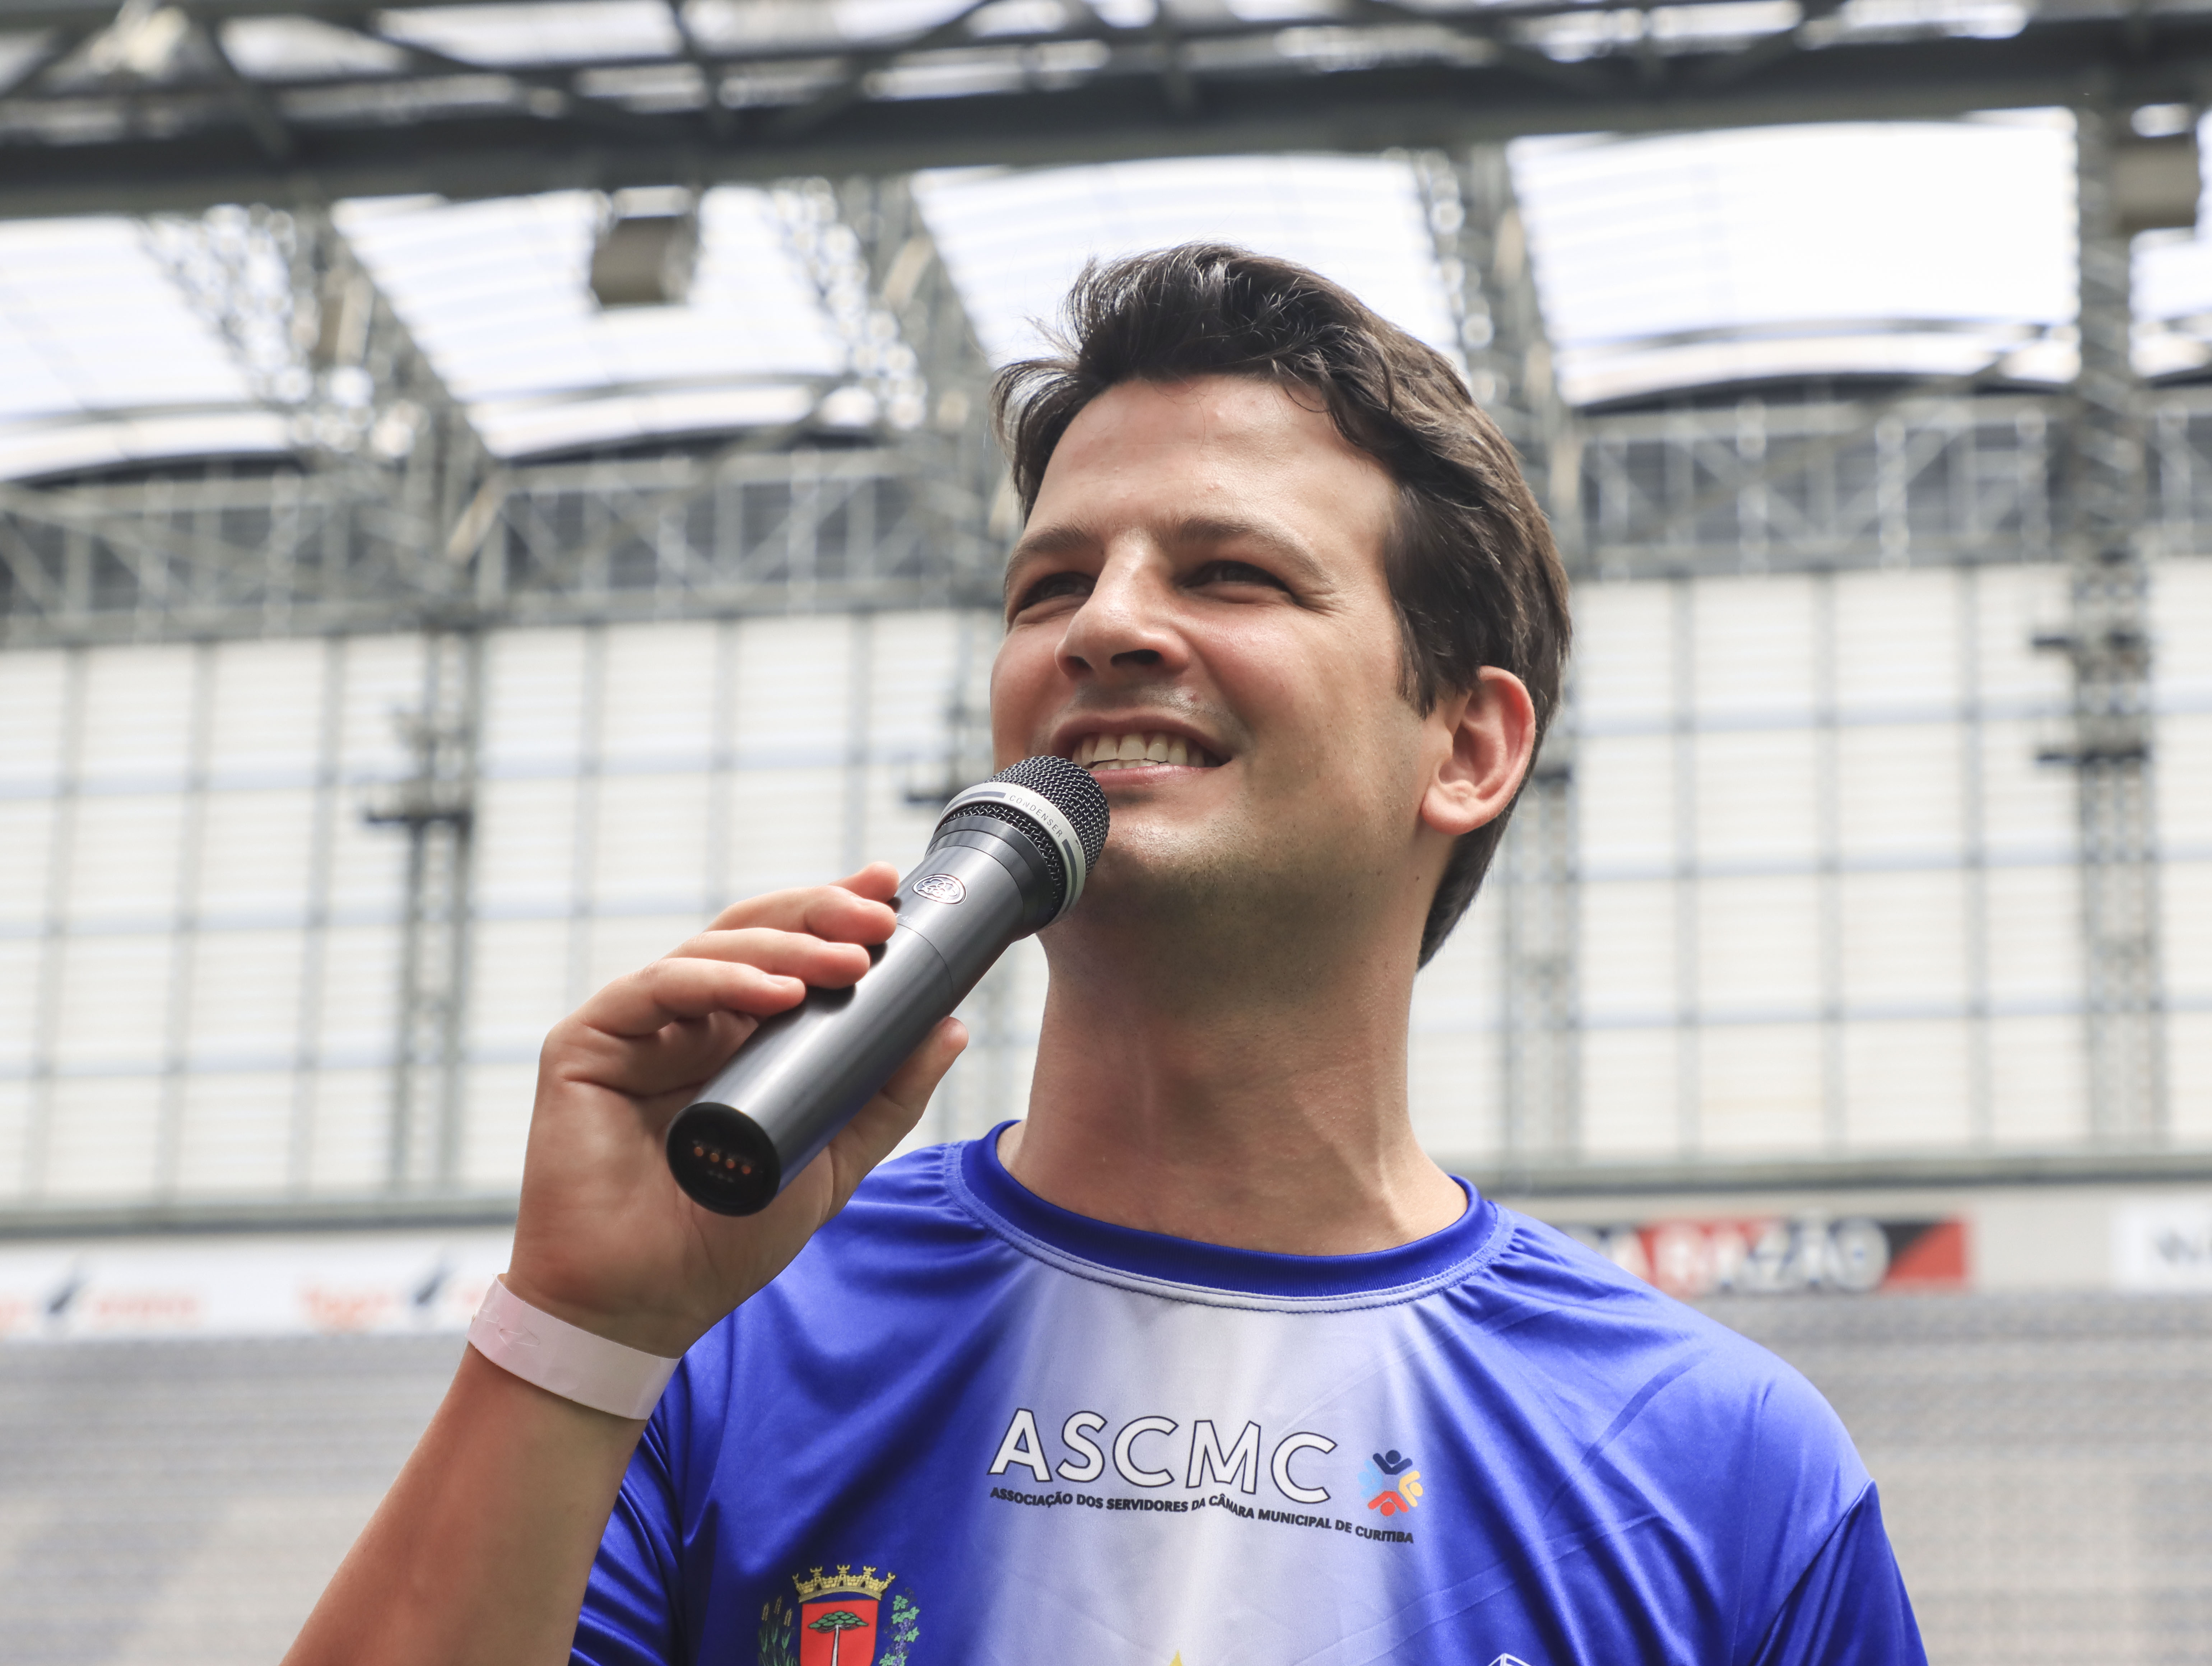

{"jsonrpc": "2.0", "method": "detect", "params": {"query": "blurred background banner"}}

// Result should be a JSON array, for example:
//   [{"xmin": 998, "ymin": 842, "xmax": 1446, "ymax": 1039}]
[{"xmin": 2, "ymin": 2, "xmax": 2212, "ymax": 1660}]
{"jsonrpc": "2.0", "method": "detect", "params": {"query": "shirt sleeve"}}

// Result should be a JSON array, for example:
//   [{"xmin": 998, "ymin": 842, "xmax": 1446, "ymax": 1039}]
[
  {"xmin": 572, "ymin": 1421, "xmax": 686, "ymax": 1666},
  {"xmin": 1746, "ymin": 1483, "xmax": 1928, "ymax": 1666}
]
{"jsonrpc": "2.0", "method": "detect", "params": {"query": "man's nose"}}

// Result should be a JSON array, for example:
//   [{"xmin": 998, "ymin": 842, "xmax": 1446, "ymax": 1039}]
[{"xmin": 1056, "ymin": 561, "xmax": 1186, "ymax": 681}]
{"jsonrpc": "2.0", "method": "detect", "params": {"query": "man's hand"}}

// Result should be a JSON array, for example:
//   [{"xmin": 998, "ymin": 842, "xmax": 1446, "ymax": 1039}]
[
  {"xmin": 283, "ymin": 864, "xmax": 964, "ymax": 1666},
  {"xmin": 505, "ymin": 861, "xmax": 967, "ymax": 1358}
]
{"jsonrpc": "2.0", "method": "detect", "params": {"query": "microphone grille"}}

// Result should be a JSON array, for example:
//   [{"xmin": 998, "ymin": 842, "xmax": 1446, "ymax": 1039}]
[{"xmin": 990, "ymin": 755, "xmax": 1110, "ymax": 868}]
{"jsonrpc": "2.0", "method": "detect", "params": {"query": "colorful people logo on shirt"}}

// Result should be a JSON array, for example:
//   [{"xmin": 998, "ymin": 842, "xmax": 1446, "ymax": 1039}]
[
  {"xmin": 1357, "ymin": 1448, "xmax": 1425, "ymax": 1517},
  {"xmin": 759, "ymin": 1565, "xmax": 920, "ymax": 1666}
]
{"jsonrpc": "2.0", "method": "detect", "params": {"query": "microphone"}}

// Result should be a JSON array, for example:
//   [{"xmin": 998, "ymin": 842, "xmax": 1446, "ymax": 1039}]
[{"xmin": 665, "ymin": 755, "xmax": 1110, "ymax": 1216}]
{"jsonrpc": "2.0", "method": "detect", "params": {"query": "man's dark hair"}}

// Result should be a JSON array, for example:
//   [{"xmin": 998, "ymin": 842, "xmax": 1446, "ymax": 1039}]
[{"xmin": 993, "ymin": 243, "xmax": 1572, "ymax": 966}]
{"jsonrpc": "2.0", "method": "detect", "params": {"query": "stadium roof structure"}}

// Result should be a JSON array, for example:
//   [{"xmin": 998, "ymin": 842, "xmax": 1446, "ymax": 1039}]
[
  {"xmin": 1, "ymin": 0, "xmax": 2208, "ymax": 214},
  {"xmin": 0, "ymin": 0, "xmax": 2209, "ymax": 478}
]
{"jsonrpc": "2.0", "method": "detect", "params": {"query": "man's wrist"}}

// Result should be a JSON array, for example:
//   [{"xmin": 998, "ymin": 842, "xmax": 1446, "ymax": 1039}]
[{"xmin": 468, "ymin": 1276, "xmax": 681, "ymax": 1421}]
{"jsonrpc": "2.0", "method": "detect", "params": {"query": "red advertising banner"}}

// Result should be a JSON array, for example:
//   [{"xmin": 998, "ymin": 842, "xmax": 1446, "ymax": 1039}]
[{"xmin": 1561, "ymin": 1216, "xmax": 1969, "ymax": 1298}]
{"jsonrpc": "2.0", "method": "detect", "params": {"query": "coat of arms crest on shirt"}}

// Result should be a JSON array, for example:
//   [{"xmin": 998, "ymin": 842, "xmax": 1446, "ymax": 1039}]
[{"xmin": 758, "ymin": 1564, "xmax": 920, "ymax": 1666}]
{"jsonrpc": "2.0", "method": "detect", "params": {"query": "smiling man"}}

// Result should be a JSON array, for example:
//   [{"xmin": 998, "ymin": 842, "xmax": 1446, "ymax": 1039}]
[{"xmin": 289, "ymin": 247, "xmax": 1923, "ymax": 1666}]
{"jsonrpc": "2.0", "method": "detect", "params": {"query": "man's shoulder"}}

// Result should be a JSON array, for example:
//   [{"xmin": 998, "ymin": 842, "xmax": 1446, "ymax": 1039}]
[{"xmin": 1472, "ymin": 1206, "xmax": 1863, "ymax": 1474}]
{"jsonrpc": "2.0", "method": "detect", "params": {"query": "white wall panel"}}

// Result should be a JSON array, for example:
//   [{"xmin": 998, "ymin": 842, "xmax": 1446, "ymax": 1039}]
[
  {"xmin": 2172, "ymin": 1015, "xmax": 2212, "ymax": 1143},
  {"xmin": 1694, "ymin": 730, "xmax": 1817, "ymax": 863},
  {"xmin": 1988, "ymin": 1015, "xmax": 2087, "ymax": 1145},
  {"xmin": 1699, "ymin": 1022, "xmax": 1823, "ymax": 1153},
  {"xmin": 1581, "ymin": 879, "xmax": 1677, "ymax": 1022},
  {"xmin": 185, "ymin": 929, "xmax": 306, "ymax": 1066},
  {"xmin": 299, "ymin": 1067, "xmax": 388, "ymax": 1192},
  {"xmin": 1410, "ymin": 889, "xmax": 1502, "ymax": 1155},
  {"xmin": 322, "ymin": 808, "xmax": 408, "ymax": 918},
  {"xmin": 1846, "ymin": 1018, "xmax": 1972, "ymax": 1148},
  {"xmin": 1694, "ymin": 577, "xmax": 1815, "ymax": 719},
  {"xmin": 2161, "ymin": 713, "xmax": 2212, "ymax": 851},
  {"xmin": 173, "ymin": 1070, "xmax": 293, "ymax": 1195},
  {"xmin": 0, "ymin": 649, "xmax": 66, "ymax": 782},
  {"xmin": 311, "ymin": 925, "xmax": 400, "ymax": 1065},
  {"xmin": 475, "ymin": 776, "xmax": 580, "ymax": 914},
  {"xmin": 481, "ymin": 629, "xmax": 586, "ymax": 768},
  {"xmin": 65, "ymin": 793, "xmax": 183, "ymax": 925},
  {"xmin": 206, "ymin": 639, "xmax": 326, "ymax": 777},
  {"xmin": 732, "ymin": 615, "xmax": 854, "ymax": 759},
  {"xmin": 866, "ymin": 610, "xmax": 972, "ymax": 757},
  {"xmin": 1698, "ymin": 876, "xmax": 1821, "ymax": 1014},
  {"xmin": 1979, "ymin": 717, "xmax": 2078, "ymax": 857},
  {"xmin": 0, "ymin": 1080, "xmax": 27, "ymax": 1196},
  {"xmin": 600, "ymin": 621, "xmax": 717, "ymax": 766},
  {"xmin": 579, "ymin": 914, "xmax": 697, "ymax": 1001},
  {"xmin": 0, "ymin": 937, "xmax": 39, "ymax": 1072},
  {"xmin": 593, "ymin": 772, "xmax": 714, "ymax": 915},
  {"xmin": 334, "ymin": 635, "xmax": 428, "ymax": 780},
  {"xmin": 1835, "ymin": 568, "xmax": 1960, "ymax": 709},
  {"xmin": 1838, "ymin": 871, "xmax": 1968, "ymax": 1010},
  {"xmin": 1578, "ymin": 735, "xmax": 1673, "ymax": 873},
  {"xmin": 852, "ymin": 759, "xmax": 954, "ymax": 877},
  {"xmin": 198, "ymin": 791, "xmax": 314, "ymax": 920},
  {"xmin": 722, "ymin": 766, "xmax": 846, "ymax": 895},
  {"xmin": 470, "ymin": 919, "xmax": 575, "ymax": 1059},
  {"xmin": 1581, "ymin": 1027, "xmax": 1681, "ymax": 1157},
  {"xmin": 1837, "ymin": 725, "xmax": 1963, "ymax": 857},
  {"xmin": 78, "ymin": 644, "xmax": 195, "ymax": 781},
  {"xmin": 2167, "ymin": 864, "xmax": 2212, "ymax": 1003},
  {"xmin": 52, "ymin": 934, "xmax": 172, "ymax": 1074},
  {"xmin": 41, "ymin": 1074, "xmax": 161, "ymax": 1199},
  {"xmin": 459, "ymin": 1062, "xmax": 536, "ymax": 1191},
  {"xmin": 2157, "ymin": 559, "xmax": 2212, "ymax": 699},
  {"xmin": 1982, "ymin": 865, "xmax": 2082, "ymax": 1009},
  {"xmin": 1572, "ymin": 580, "xmax": 1670, "ymax": 724},
  {"xmin": 1973, "ymin": 566, "xmax": 2072, "ymax": 704},
  {"xmin": 0, "ymin": 799, "xmax": 54, "ymax": 929}
]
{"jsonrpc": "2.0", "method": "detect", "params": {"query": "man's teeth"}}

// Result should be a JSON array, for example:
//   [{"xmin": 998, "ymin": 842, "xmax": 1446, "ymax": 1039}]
[{"xmin": 1074, "ymin": 732, "xmax": 1219, "ymax": 771}]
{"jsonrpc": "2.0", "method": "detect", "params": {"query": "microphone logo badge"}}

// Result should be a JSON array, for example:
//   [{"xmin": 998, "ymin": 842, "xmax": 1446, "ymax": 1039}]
[{"xmin": 911, "ymin": 872, "xmax": 966, "ymax": 905}]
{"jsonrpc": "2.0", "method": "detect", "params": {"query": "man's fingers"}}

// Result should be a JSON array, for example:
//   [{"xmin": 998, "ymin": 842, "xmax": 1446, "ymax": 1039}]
[
  {"xmin": 705, "ymin": 866, "xmax": 902, "ymax": 937},
  {"xmin": 661, "ymin": 927, "xmax": 875, "ymax": 988},
  {"xmin": 567, "ymin": 955, "xmax": 808, "ymax": 1046},
  {"xmin": 829, "ymin": 1017, "xmax": 970, "ymax": 1191}
]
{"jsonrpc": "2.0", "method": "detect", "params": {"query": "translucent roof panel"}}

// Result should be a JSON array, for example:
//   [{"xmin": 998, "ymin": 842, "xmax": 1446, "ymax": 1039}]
[
  {"xmin": 335, "ymin": 187, "xmax": 849, "ymax": 457},
  {"xmin": 912, "ymin": 154, "xmax": 1460, "ymax": 366},
  {"xmin": 1510, "ymin": 116, "xmax": 2085, "ymax": 404},
  {"xmin": 0, "ymin": 216, "xmax": 278, "ymax": 479}
]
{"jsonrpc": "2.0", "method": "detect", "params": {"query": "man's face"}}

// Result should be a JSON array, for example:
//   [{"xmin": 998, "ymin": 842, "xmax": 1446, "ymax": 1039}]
[{"xmin": 991, "ymin": 375, "xmax": 1449, "ymax": 943}]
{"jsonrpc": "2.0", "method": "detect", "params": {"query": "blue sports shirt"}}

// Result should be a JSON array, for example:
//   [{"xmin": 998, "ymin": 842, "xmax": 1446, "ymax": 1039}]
[{"xmin": 577, "ymin": 1128, "xmax": 1925, "ymax": 1666}]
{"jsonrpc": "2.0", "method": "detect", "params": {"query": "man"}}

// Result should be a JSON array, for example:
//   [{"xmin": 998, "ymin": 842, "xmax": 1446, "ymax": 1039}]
[{"xmin": 289, "ymin": 246, "xmax": 1924, "ymax": 1665}]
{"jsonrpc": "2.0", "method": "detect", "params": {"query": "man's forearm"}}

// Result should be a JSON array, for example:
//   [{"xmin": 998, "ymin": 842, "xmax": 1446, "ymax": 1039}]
[{"xmin": 284, "ymin": 1346, "xmax": 645, "ymax": 1666}]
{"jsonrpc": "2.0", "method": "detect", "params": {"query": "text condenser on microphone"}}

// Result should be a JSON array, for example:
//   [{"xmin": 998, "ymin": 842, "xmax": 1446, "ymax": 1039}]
[{"xmin": 666, "ymin": 755, "xmax": 1111, "ymax": 1216}]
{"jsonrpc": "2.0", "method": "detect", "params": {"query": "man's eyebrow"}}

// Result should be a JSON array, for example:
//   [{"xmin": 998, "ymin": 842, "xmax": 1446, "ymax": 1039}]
[{"xmin": 1002, "ymin": 522, "xmax": 1097, "ymax": 606}]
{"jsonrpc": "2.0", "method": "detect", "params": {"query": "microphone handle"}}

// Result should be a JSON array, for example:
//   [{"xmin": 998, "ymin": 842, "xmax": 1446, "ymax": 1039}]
[{"xmin": 665, "ymin": 833, "xmax": 1037, "ymax": 1216}]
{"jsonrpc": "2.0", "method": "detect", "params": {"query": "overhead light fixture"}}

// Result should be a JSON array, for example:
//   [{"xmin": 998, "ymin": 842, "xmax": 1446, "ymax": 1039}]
[
  {"xmin": 87, "ymin": 0, "xmax": 191, "ymax": 79},
  {"xmin": 590, "ymin": 191, "xmax": 699, "ymax": 309},
  {"xmin": 2115, "ymin": 124, "xmax": 2201, "ymax": 238}
]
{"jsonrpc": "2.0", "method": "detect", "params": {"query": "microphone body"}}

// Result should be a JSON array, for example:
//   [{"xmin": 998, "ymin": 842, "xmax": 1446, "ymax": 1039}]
[{"xmin": 666, "ymin": 757, "xmax": 1109, "ymax": 1216}]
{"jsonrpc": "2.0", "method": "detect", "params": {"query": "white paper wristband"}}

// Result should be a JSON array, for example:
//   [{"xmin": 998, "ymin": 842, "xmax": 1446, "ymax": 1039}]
[{"xmin": 468, "ymin": 1276, "xmax": 680, "ymax": 1421}]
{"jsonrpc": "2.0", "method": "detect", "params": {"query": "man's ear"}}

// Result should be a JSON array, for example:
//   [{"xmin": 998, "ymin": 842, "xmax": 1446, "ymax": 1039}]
[{"xmin": 1420, "ymin": 667, "xmax": 1538, "ymax": 839}]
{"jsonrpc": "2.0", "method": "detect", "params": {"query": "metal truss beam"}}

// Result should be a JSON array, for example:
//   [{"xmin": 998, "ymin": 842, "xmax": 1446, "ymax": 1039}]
[
  {"xmin": 2040, "ymin": 106, "xmax": 2168, "ymax": 1145},
  {"xmin": 3, "ymin": 4, "xmax": 2211, "ymax": 218},
  {"xmin": 1421, "ymin": 145, "xmax": 1582, "ymax": 1163},
  {"xmin": 15, "ymin": 387, "xmax": 2212, "ymax": 651}
]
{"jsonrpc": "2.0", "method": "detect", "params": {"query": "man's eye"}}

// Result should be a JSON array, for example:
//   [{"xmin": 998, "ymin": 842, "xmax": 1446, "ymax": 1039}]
[
  {"xmin": 1193, "ymin": 560, "xmax": 1284, "ymax": 590},
  {"xmin": 1011, "ymin": 571, "xmax": 1091, "ymax": 614}
]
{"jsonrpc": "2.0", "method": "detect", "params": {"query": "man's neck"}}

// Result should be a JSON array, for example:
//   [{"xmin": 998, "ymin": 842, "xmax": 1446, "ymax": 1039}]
[{"xmin": 999, "ymin": 927, "xmax": 1467, "ymax": 1257}]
